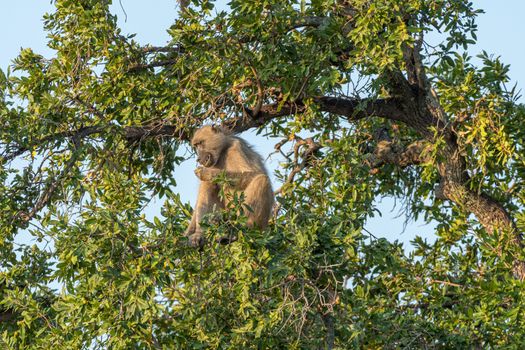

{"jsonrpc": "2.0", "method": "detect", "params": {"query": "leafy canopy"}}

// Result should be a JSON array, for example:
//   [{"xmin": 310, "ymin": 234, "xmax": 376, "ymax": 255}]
[{"xmin": 1, "ymin": 0, "xmax": 525, "ymax": 349}]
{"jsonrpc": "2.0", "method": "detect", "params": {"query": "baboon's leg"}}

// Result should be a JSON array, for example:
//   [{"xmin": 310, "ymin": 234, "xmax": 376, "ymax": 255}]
[
  {"xmin": 242, "ymin": 175, "xmax": 274, "ymax": 229},
  {"xmin": 217, "ymin": 175, "xmax": 273, "ymax": 245},
  {"xmin": 185, "ymin": 181, "xmax": 223, "ymax": 247}
]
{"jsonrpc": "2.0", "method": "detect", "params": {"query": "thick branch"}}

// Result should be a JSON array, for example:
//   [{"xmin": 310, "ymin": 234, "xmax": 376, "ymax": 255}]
[
  {"xmin": 124, "ymin": 124, "xmax": 189, "ymax": 141},
  {"xmin": 440, "ymin": 181, "xmax": 518, "ymax": 236},
  {"xmin": 3, "ymin": 96, "xmax": 404, "ymax": 162},
  {"xmin": 224, "ymin": 96, "xmax": 407, "ymax": 134},
  {"xmin": 367, "ymin": 140, "xmax": 429, "ymax": 172},
  {"xmin": 314, "ymin": 96, "xmax": 406, "ymax": 123},
  {"xmin": 223, "ymin": 101, "xmax": 307, "ymax": 133},
  {"xmin": 401, "ymin": 35, "xmax": 428, "ymax": 90},
  {"xmin": 323, "ymin": 314, "xmax": 335, "ymax": 350}
]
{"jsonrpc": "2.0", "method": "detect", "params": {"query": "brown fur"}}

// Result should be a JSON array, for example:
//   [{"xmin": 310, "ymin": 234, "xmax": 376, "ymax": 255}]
[{"xmin": 185, "ymin": 125, "xmax": 274, "ymax": 247}]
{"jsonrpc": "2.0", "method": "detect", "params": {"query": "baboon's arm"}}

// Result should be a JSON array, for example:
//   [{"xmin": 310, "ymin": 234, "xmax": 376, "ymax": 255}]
[
  {"xmin": 195, "ymin": 167, "xmax": 261, "ymax": 187},
  {"xmin": 184, "ymin": 180, "xmax": 222, "ymax": 247}
]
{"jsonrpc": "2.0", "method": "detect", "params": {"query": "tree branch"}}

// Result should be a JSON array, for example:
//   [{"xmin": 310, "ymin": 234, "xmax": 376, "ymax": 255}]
[
  {"xmin": 15, "ymin": 151, "xmax": 79, "ymax": 225},
  {"xmin": 2, "ymin": 96, "xmax": 405, "ymax": 163},
  {"xmin": 124, "ymin": 124, "xmax": 189, "ymax": 142},
  {"xmin": 141, "ymin": 45, "xmax": 184, "ymax": 54},
  {"xmin": 313, "ymin": 96, "xmax": 406, "ymax": 123},
  {"xmin": 288, "ymin": 16, "xmax": 327, "ymax": 31},
  {"xmin": 366, "ymin": 139, "xmax": 429, "ymax": 173},
  {"xmin": 322, "ymin": 313, "xmax": 335, "ymax": 350},
  {"xmin": 224, "ymin": 96, "xmax": 407, "ymax": 133},
  {"xmin": 223, "ymin": 101, "xmax": 307, "ymax": 133},
  {"xmin": 1, "ymin": 126, "xmax": 101, "ymax": 164},
  {"xmin": 382, "ymin": 57, "xmax": 524, "ymax": 278},
  {"xmin": 128, "ymin": 59, "xmax": 179, "ymax": 72}
]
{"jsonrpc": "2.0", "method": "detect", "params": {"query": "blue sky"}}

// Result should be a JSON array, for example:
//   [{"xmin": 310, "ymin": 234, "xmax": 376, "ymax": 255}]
[
  {"xmin": 2, "ymin": 1, "xmax": 524, "ymax": 89},
  {"xmin": 1, "ymin": 1, "xmax": 524, "ymax": 246}
]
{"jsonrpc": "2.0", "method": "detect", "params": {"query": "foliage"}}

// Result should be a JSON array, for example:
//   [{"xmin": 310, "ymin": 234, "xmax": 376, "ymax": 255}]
[{"xmin": 1, "ymin": 0, "xmax": 525, "ymax": 348}]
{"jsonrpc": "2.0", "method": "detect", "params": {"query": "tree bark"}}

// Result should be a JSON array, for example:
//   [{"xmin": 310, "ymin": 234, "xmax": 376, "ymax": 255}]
[
  {"xmin": 386, "ymin": 64, "xmax": 525, "ymax": 278},
  {"xmin": 322, "ymin": 314, "xmax": 335, "ymax": 350}
]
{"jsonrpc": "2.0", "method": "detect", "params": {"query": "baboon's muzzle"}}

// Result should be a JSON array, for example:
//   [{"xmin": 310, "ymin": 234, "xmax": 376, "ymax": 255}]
[{"xmin": 197, "ymin": 152, "xmax": 214, "ymax": 167}]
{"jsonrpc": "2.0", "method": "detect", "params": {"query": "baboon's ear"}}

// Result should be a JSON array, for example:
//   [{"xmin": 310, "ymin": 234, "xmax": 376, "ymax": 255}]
[{"xmin": 211, "ymin": 125, "xmax": 221, "ymax": 133}]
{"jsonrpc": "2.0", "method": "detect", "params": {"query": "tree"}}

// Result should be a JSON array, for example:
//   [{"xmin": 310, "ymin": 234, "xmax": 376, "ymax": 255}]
[{"xmin": 1, "ymin": 0, "xmax": 525, "ymax": 348}]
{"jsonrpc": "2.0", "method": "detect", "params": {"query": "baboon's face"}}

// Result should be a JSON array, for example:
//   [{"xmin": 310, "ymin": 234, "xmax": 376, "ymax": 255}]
[{"xmin": 191, "ymin": 126, "xmax": 228, "ymax": 167}]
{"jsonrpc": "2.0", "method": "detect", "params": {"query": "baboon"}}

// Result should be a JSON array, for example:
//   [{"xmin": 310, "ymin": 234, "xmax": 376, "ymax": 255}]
[{"xmin": 185, "ymin": 125, "xmax": 274, "ymax": 247}]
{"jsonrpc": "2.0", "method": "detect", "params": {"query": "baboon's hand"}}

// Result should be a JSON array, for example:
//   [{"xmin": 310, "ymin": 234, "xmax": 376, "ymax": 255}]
[
  {"xmin": 188, "ymin": 232, "xmax": 205, "ymax": 248},
  {"xmin": 194, "ymin": 167, "xmax": 218, "ymax": 181}
]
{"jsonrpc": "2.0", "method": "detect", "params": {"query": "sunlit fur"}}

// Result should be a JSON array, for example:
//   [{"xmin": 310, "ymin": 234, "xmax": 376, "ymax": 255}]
[{"xmin": 185, "ymin": 126, "xmax": 274, "ymax": 247}]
